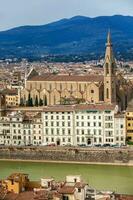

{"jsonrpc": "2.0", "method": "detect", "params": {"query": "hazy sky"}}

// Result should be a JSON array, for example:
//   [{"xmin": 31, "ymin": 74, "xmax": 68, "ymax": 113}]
[{"xmin": 0, "ymin": 0, "xmax": 133, "ymax": 31}]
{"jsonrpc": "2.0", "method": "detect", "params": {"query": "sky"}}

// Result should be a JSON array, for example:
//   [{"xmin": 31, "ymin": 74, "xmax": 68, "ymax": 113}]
[{"xmin": 0, "ymin": 0, "xmax": 133, "ymax": 31}]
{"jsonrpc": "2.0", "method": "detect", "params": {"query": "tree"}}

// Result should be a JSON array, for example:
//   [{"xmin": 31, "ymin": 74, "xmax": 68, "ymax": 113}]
[
  {"xmin": 35, "ymin": 95, "xmax": 39, "ymax": 106},
  {"xmin": 20, "ymin": 98, "xmax": 24, "ymax": 106},
  {"xmin": 44, "ymin": 95, "xmax": 47, "ymax": 106},
  {"xmin": 27, "ymin": 93, "xmax": 33, "ymax": 106},
  {"xmin": 28, "ymin": 93, "xmax": 31, "ymax": 106},
  {"xmin": 39, "ymin": 99, "xmax": 43, "ymax": 106}
]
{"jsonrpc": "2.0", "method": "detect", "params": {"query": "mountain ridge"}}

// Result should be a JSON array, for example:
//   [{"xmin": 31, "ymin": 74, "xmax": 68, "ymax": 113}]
[{"xmin": 0, "ymin": 15, "xmax": 133, "ymax": 60}]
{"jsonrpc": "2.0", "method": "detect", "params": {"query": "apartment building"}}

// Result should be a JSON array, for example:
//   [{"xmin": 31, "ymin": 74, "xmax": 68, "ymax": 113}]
[
  {"xmin": 0, "ymin": 104, "xmax": 126, "ymax": 146},
  {"xmin": 41, "ymin": 104, "xmax": 125, "ymax": 146},
  {"xmin": 0, "ymin": 112, "xmax": 42, "ymax": 146}
]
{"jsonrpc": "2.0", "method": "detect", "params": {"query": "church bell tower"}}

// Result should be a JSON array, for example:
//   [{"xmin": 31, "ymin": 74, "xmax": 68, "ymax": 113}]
[{"xmin": 104, "ymin": 31, "xmax": 116, "ymax": 104}]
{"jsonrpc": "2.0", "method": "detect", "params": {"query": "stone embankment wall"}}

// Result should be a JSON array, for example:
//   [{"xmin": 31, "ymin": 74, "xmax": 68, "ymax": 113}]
[{"xmin": 0, "ymin": 146, "xmax": 133, "ymax": 164}]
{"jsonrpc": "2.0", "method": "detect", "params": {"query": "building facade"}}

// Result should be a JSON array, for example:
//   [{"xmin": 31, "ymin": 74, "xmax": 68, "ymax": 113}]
[
  {"xmin": 20, "ymin": 32, "xmax": 133, "ymax": 111},
  {"xmin": 0, "ymin": 105, "xmax": 126, "ymax": 146}
]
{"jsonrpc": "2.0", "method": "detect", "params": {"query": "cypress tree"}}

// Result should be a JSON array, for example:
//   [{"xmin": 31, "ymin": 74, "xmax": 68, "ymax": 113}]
[
  {"xmin": 44, "ymin": 95, "xmax": 47, "ymax": 106},
  {"xmin": 27, "ymin": 93, "xmax": 31, "ymax": 106},
  {"xmin": 35, "ymin": 95, "xmax": 39, "ymax": 106},
  {"xmin": 39, "ymin": 99, "xmax": 43, "ymax": 106}
]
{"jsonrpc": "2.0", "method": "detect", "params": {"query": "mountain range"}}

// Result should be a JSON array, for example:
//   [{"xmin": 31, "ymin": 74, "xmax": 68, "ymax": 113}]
[{"xmin": 0, "ymin": 15, "xmax": 133, "ymax": 60}]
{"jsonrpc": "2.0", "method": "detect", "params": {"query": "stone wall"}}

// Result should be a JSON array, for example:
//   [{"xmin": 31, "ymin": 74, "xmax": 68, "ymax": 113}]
[{"xmin": 0, "ymin": 147, "xmax": 133, "ymax": 164}]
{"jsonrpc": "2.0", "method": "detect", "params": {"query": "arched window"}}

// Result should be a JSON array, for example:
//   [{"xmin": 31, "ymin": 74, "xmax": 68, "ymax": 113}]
[
  {"xmin": 112, "ymin": 63, "xmax": 115, "ymax": 74},
  {"xmin": 106, "ymin": 63, "xmax": 109, "ymax": 74},
  {"xmin": 107, "ymin": 88, "xmax": 109, "ymax": 99}
]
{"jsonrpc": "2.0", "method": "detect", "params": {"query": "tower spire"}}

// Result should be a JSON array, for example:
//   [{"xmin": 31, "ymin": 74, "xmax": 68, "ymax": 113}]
[
  {"xmin": 107, "ymin": 29, "xmax": 112, "ymax": 45},
  {"xmin": 104, "ymin": 30, "xmax": 116, "ymax": 104}
]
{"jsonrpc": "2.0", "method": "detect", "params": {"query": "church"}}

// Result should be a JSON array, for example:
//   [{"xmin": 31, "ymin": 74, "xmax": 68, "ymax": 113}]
[{"xmin": 20, "ymin": 32, "xmax": 133, "ymax": 111}]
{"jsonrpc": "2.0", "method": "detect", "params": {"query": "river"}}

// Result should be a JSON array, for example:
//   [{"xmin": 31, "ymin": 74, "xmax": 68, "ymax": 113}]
[{"xmin": 0, "ymin": 160, "xmax": 133, "ymax": 194}]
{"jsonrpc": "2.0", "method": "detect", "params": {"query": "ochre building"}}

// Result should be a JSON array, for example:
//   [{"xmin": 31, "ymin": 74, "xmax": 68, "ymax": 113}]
[{"xmin": 20, "ymin": 32, "xmax": 133, "ymax": 110}]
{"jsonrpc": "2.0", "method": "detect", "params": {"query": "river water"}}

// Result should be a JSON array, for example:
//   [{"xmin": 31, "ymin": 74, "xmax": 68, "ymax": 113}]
[{"xmin": 0, "ymin": 160, "xmax": 133, "ymax": 194}]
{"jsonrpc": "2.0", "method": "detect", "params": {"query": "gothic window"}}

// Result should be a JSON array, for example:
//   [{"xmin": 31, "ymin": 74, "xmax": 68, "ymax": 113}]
[
  {"xmin": 106, "ymin": 63, "xmax": 109, "ymax": 74},
  {"xmin": 71, "ymin": 84, "xmax": 73, "ymax": 91},
  {"xmin": 60, "ymin": 83, "xmax": 62, "ymax": 91},
  {"xmin": 112, "ymin": 63, "xmax": 115, "ymax": 74},
  {"xmin": 54, "ymin": 96, "xmax": 56, "ymax": 104},
  {"xmin": 49, "ymin": 84, "xmax": 52, "ymax": 91},
  {"xmin": 84, "ymin": 84, "xmax": 87, "ymax": 91},
  {"xmin": 79, "ymin": 84, "xmax": 81, "ymax": 91},
  {"xmin": 107, "ymin": 88, "xmax": 109, "ymax": 99}
]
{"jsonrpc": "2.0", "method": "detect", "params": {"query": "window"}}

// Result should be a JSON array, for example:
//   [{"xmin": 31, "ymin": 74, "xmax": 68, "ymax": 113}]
[
  {"xmin": 46, "ymin": 129, "xmax": 48, "ymax": 135},
  {"xmin": 77, "ymin": 129, "xmax": 79, "ymax": 135},
  {"xmin": 62, "ymin": 129, "xmax": 65, "ymax": 135},
  {"xmin": 81, "ymin": 122, "xmax": 84, "ymax": 126},
  {"xmin": 68, "ymin": 138, "xmax": 71, "ymax": 142},
  {"xmin": 99, "ymin": 130, "xmax": 101, "ymax": 135},
  {"xmin": 91, "ymin": 90, "xmax": 94, "ymax": 93},
  {"xmin": 68, "ymin": 129, "xmax": 71, "ymax": 135},
  {"xmin": 57, "ymin": 129, "xmax": 60, "ymax": 135},
  {"xmin": 68, "ymin": 116, "xmax": 70, "ymax": 120},
  {"xmin": 78, "ymin": 188, "xmax": 81, "ymax": 193},
  {"xmin": 99, "ymin": 122, "xmax": 101, "ymax": 127},
  {"xmin": 51, "ymin": 129, "xmax": 54, "ymax": 135},
  {"xmin": 107, "ymin": 88, "xmax": 109, "ymax": 99},
  {"xmin": 106, "ymin": 63, "xmax": 109, "ymax": 74},
  {"xmin": 68, "ymin": 122, "xmax": 71, "ymax": 127}
]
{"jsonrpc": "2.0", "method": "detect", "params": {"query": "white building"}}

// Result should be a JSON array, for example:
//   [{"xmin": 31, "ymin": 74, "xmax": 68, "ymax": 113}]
[
  {"xmin": 41, "ymin": 104, "xmax": 125, "ymax": 146},
  {"xmin": 114, "ymin": 114, "xmax": 125, "ymax": 146},
  {"xmin": 0, "ymin": 104, "xmax": 126, "ymax": 146}
]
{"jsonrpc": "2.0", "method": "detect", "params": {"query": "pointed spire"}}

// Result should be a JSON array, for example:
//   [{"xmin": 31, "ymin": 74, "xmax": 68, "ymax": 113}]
[
  {"xmin": 105, "ymin": 30, "xmax": 114, "ymax": 63},
  {"xmin": 106, "ymin": 29, "xmax": 112, "ymax": 46}
]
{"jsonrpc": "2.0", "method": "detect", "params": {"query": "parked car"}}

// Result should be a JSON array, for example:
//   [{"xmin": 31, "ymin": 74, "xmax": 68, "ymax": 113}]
[
  {"xmin": 94, "ymin": 144, "xmax": 102, "ymax": 147},
  {"xmin": 102, "ymin": 144, "xmax": 111, "ymax": 147}
]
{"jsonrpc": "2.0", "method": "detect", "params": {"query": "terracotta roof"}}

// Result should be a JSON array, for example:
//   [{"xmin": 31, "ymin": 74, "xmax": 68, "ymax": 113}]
[
  {"xmin": 2, "ymin": 89, "xmax": 18, "ymax": 95},
  {"xmin": 28, "ymin": 74, "xmax": 104, "ymax": 83},
  {"xmin": 75, "ymin": 182, "xmax": 86, "ymax": 189},
  {"xmin": 58, "ymin": 185, "xmax": 75, "ymax": 194},
  {"xmin": 43, "ymin": 104, "xmax": 116, "ymax": 112}
]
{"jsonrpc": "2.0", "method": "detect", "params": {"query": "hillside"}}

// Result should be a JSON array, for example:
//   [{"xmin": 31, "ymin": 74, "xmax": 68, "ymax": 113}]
[{"xmin": 0, "ymin": 15, "xmax": 133, "ymax": 60}]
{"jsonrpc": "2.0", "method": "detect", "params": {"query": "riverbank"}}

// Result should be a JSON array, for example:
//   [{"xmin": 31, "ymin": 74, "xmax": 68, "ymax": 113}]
[
  {"xmin": 0, "ymin": 146, "xmax": 133, "ymax": 165},
  {"xmin": 1, "ymin": 158, "xmax": 133, "ymax": 167}
]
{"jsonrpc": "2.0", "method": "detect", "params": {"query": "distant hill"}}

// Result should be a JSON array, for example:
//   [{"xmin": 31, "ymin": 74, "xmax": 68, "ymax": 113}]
[{"xmin": 0, "ymin": 15, "xmax": 133, "ymax": 60}]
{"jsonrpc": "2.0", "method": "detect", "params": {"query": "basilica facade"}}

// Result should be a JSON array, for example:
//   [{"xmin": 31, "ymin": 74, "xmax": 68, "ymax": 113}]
[{"xmin": 20, "ymin": 32, "xmax": 133, "ymax": 111}]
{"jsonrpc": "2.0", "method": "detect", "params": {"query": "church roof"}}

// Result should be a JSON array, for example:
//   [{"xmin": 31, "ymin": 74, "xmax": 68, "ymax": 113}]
[
  {"xmin": 27, "ymin": 74, "xmax": 104, "ymax": 83},
  {"xmin": 42, "ymin": 104, "xmax": 116, "ymax": 112}
]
